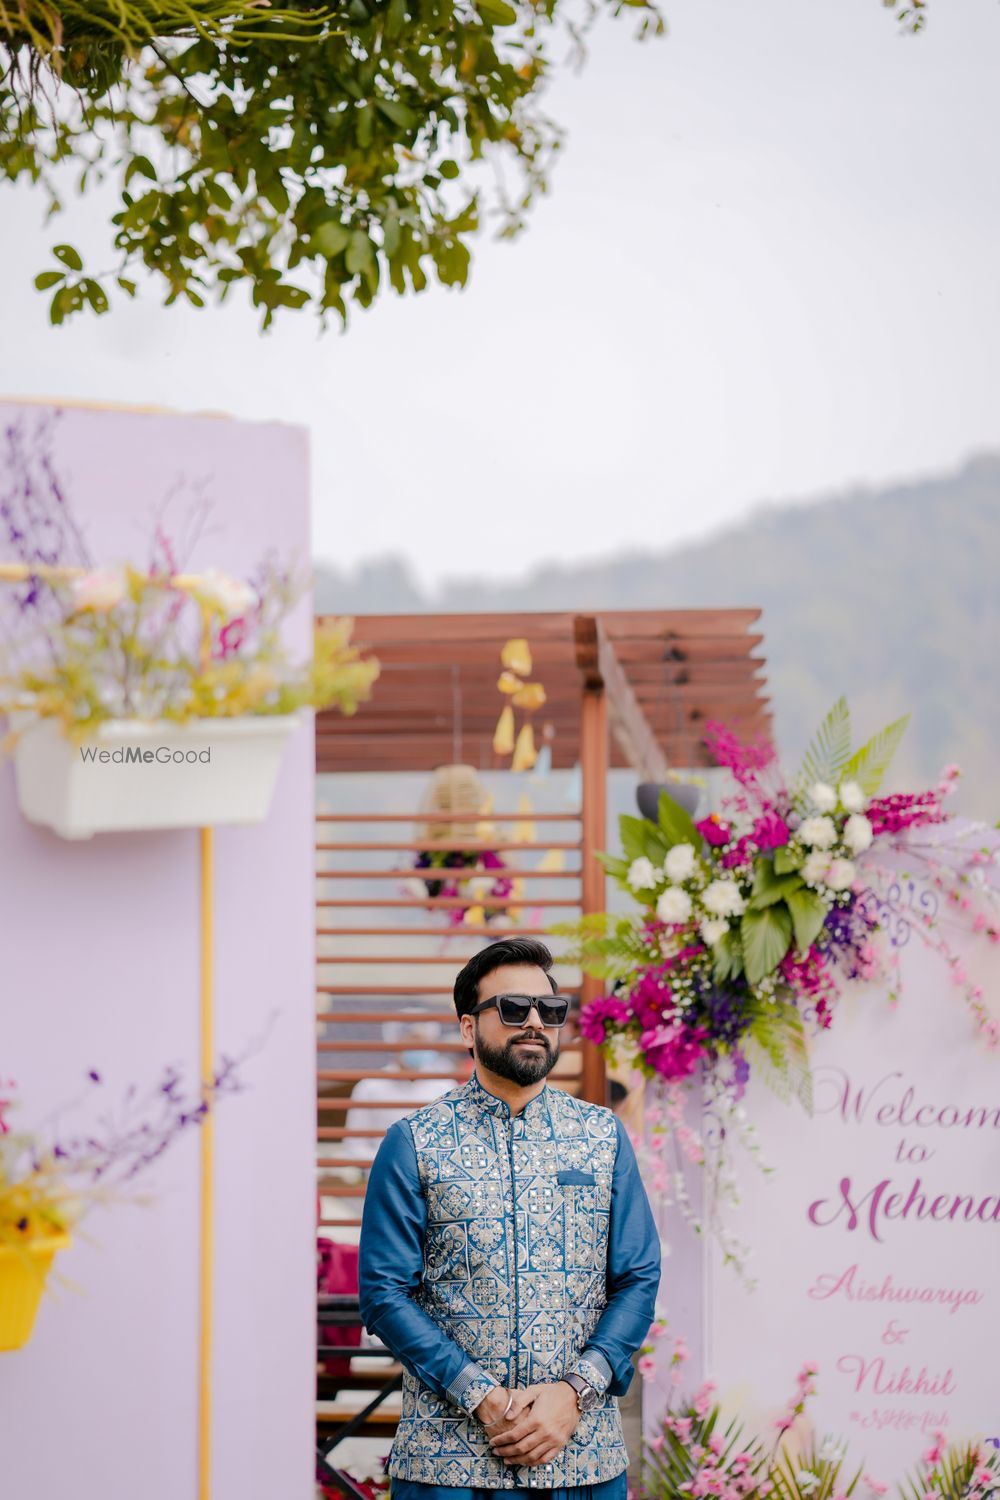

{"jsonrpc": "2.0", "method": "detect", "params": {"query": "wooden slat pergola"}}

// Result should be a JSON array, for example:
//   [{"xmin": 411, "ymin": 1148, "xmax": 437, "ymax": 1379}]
[
  {"xmin": 316, "ymin": 609, "xmax": 769, "ymax": 776},
  {"xmin": 314, "ymin": 608, "xmax": 771, "ymax": 1114}
]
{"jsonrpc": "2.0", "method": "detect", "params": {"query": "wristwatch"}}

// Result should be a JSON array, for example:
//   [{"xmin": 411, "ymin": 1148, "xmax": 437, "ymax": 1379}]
[{"xmin": 562, "ymin": 1373, "xmax": 600, "ymax": 1413}]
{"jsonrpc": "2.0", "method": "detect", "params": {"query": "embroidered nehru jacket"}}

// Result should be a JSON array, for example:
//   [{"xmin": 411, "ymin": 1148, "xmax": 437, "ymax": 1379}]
[{"xmin": 359, "ymin": 1074, "xmax": 661, "ymax": 1490}]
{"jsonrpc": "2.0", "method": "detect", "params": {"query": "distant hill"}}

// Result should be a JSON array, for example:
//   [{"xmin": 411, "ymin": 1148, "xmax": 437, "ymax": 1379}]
[{"xmin": 315, "ymin": 455, "xmax": 1000, "ymax": 817}]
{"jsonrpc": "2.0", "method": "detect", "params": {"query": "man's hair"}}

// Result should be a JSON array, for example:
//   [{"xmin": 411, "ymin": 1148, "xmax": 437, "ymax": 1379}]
[{"xmin": 453, "ymin": 937, "xmax": 558, "ymax": 1020}]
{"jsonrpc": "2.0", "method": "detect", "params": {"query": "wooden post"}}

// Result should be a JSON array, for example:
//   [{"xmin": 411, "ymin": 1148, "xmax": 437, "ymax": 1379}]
[{"xmin": 579, "ymin": 677, "xmax": 608, "ymax": 1106}]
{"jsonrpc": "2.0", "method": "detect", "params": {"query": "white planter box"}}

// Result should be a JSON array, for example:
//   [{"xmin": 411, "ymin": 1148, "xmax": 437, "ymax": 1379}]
[{"xmin": 11, "ymin": 713, "xmax": 303, "ymax": 839}]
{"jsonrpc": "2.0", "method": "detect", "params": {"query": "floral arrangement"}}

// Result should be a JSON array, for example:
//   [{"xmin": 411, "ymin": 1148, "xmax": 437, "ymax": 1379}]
[
  {"xmin": 635, "ymin": 1348, "xmax": 1000, "ymax": 1500},
  {"xmin": 0, "ymin": 559, "xmax": 379, "ymax": 746},
  {"xmin": 569, "ymin": 702, "xmax": 998, "ymax": 1099},
  {"xmin": 0, "ymin": 1057, "xmax": 244, "ymax": 1251},
  {"xmin": 415, "ymin": 845, "xmax": 514, "ymax": 927}
]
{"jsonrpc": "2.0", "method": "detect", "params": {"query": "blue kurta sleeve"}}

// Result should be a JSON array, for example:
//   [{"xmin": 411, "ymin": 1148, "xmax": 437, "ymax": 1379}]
[
  {"xmin": 358, "ymin": 1119, "xmax": 499, "ymax": 1414},
  {"xmin": 567, "ymin": 1115, "xmax": 661, "ymax": 1397}
]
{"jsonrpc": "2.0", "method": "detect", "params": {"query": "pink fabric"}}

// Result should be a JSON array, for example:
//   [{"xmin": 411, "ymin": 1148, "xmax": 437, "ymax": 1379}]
[{"xmin": 318, "ymin": 1239, "xmax": 361, "ymax": 1377}]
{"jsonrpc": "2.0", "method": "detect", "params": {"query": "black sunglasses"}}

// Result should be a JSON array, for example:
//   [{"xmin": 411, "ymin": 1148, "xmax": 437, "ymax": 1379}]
[{"xmin": 470, "ymin": 993, "xmax": 571, "ymax": 1029}]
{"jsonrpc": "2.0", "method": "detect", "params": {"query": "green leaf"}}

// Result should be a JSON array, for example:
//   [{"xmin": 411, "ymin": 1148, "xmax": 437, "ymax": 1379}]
[
  {"xmin": 382, "ymin": 215, "xmax": 401, "ymax": 257},
  {"xmin": 839, "ymin": 713, "xmax": 910, "ymax": 797},
  {"xmin": 773, "ymin": 844, "xmax": 801, "ymax": 876},
  {"xmin": 439, "ymin": 159, "xmax": 461, "ymax": 179},
  {"xmin": 785, "ymin": 886, "xmax": 828, "ymax": 956},
  {"xmin": 313, "ymin": 222, "xmax": 351, "ymax": 258},
  {"xmin": 740, "ymin": 905, "xmax": 792, "ymax": 985},
  {"xmin": 124, "ymin": 154, "xmax": 157, "ymax": 187},
  {"xmin": 656, "ymin": 789, "xmax": 701, "ymax": 850},
  {"xmin": 595, "ymin": 851, "xmax": 628, "ymax": 880},
  {"xmin": 477, "ymin": 0, "xmax": 517, "ymax": 22},
  {"xmin": 35, "ymin": 270, "xmax": 65, "ymax": 290},
  {"xmin": 53, "ymin": 243, "xmax": 83, "ymax": 271},
  {"xmin": 355, "ymin": 103, "xmax": 374, "ymax": 149},
  {"xmin": 116, "ymin": 277, "xmax": 137, "ymax": 297},
  {"xmin": 618, "ymin": 814, "xmax": 652, "ymax": 865},
  {"xmin": 346, "ymin": 230, "xmax": 374, "ymax": 275},
  {"xmin": 81, "ymin": 278, "xmax": 109, "ymax": 313},
  {"xmin": 376, "ymin": 98, "xmax": 417, "ymax": 130},
  {"xmin": 712, "ymin": 926, "xmax": 744, "ymax": 982},
  {"xmin": 748, "ymin": 858, "xmax": 803, "ymax": 910},
  {"xmin": 794, "ymin": 697, "xmax": 852, "ymax": 795}
]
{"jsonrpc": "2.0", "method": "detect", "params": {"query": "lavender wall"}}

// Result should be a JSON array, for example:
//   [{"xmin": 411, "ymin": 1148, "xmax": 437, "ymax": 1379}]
[{"xmin": 0, "ymin": 399, "xmax": 316, "ymax": 1500}]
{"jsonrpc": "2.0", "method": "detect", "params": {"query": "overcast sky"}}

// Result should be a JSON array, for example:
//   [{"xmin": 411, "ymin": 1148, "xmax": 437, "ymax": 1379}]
[{"xmin": 2, "ymin": 0, "xmax": 998, "ymax": 591}]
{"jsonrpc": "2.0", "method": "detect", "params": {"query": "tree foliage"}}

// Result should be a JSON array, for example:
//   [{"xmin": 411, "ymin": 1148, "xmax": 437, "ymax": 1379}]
[{"xmin": 0, "ymin": 0, "xmax": 662, "ymax": 327}]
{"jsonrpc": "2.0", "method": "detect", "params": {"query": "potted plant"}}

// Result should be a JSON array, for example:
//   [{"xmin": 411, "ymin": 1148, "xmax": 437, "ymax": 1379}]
[
  {"xmin": 0, "ymin": 1058, "xmax": 243, "ymax": 1350},
  {"xmin": 0, "ymin": 561, "xmax": 378, "ymax": 839}
]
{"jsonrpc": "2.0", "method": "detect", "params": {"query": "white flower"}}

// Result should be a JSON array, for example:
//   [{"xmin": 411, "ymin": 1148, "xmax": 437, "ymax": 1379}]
[
  {"xmin": 809, "ymin": 781, "xmax": 837, "ymax": 812},
  {"xmin": 70, "ymin": 566, "xmax": 127, "ymax": 613},
  {"xmin": 801, "ymin": 851, "xmax": 830, "ymax": 888},
  {"xmin": 820, "ymin": 1441, "xmax": 847, "ymax": 1464},
  {"xmin": 699, "ymin": 917, "xmax": 730, "ymax": 946},
  {"xmin": 701, "ymin": 879, "xmax": 746, "ymax": 918},
  {"xmin": 194, "ymin": 567, "xmax": 256, "ymax": 620},
  {"xmin": 663, "ymin": 843, "xmax": 696, "ymax": 883},
  {"xmin": 839, "ymin": 779, "xmax": 866, "ymax": 813},
  {"xmin": 843, "ymin": 813, "xmax": 874, "ymax": 854},
  {"xmin": 797, "ymin": 1472, "xmax": 820, "ymax": 1495},
  {"xmin": 627, "ymin": 856, "xmax": 658, "ymax": 891},
  {"xmin": 799, "ymin": 815, "xmax": 836, "ymax": 850},
  {"xmin": 825, "ymin": 857, "xmax": 857, "ymax": 892},
  {"xmin": 656, "ymin": 887, "xmax": 693, "ymax": 926}
]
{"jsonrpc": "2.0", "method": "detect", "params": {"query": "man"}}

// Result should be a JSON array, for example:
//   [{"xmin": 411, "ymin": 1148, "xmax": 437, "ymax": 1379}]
[{"xmin": 359, "ymin": 937, "xmax": 661, "ymax": 1500}]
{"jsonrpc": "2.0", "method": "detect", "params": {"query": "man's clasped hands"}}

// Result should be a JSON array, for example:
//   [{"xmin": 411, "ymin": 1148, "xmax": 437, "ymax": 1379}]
[{"xmin": 475, "ymin": 1382, "xmax": 581, "ymax": 1468}]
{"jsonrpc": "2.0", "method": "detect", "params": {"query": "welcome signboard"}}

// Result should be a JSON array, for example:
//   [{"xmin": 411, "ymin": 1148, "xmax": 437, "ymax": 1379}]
[{"xmin": 703, "ymin": 866, "xmax": 1000, "ymax": 1478}]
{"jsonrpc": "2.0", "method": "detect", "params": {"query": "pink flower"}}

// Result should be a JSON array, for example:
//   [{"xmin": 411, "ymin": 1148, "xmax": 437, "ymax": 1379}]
[
  {"xmin": 923, "ymin": 1432, "xmax": 947, "ymax": 1466},
  {"xmin": 692, "ymin": 1381, "xmax": 717, "ymax": 1418},
  {"xmin": 864, "ymin": 1476, "xmax": 888, "ymax": 1496},
  {"xmin": 752, "ymin": 812, "xmax": 791, "ymax": 850},
  {"xmin": 637, "ymin": 1355, "xmax": 658, "ymax": 1379},
  {"xmin": 579, "ymin": 994, "xmax": 632, "ymax": 1045},
  {"xmin": 697, "ymin": 814, "xmax": 733, "ymax": 848},
  {"xmin": 703, "ymin": 722, "xmax": 777, "ymax": 788},
  {"xmin": 641, "ymin": 1022, "xmax": 708, "ymax": 1082}
]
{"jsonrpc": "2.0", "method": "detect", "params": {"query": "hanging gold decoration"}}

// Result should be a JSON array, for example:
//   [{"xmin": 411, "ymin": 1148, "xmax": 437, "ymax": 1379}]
[
  {"xmin": 511, "ymin": 723, "xmax": 537, "ymax": 772},
  {"xmin": 493, "ymin": 704, "xmax": 515, "ymax": 756},
  {"xmin": 500, "ymin": 638, "xmax": 533, "ymax": 677}
]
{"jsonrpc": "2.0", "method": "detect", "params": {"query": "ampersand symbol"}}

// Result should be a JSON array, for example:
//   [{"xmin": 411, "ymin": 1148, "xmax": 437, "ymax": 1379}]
[{"xmin": 881, "ymin": 1320, "xmax": 908, "ymax": 1346}]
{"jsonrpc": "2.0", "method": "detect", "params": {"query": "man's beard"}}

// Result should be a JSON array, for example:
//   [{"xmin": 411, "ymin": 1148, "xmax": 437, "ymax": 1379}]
[{"xmin": 474, "ymin": 1023, "xmax": 560, "ymax": 1086}]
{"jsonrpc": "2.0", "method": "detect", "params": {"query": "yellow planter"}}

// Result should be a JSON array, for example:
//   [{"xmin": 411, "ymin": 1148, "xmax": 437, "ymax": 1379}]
[{"xmin": 0, "ymin": 1233, "xmax": 70, "ymax": 1351}]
